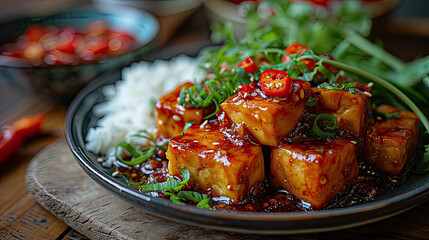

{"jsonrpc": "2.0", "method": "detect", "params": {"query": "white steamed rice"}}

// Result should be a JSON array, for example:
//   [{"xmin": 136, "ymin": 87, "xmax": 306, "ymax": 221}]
[{"xmin": 85, "ymin": 55, "xmax": 204, "ymax": 167}]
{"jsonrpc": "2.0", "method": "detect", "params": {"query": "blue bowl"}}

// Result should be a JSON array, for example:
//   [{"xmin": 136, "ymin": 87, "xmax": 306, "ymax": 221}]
[{"xmin": 0, "ymin": 5, "xmax": 159, "ymax": 101}]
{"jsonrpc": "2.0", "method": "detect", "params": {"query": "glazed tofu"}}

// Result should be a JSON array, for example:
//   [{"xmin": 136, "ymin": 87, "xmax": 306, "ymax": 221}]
[
  {"xmin": 312, "ymin": 88, "xmax": 368, "ymax": 138},
  {"xmin": 271, "ymin": 139, "xmax": 359, "ymax": 209},
  {"xmin": 221, "ymin": 80, "xmax": 311, "ymax": 146},
  {"xmin": 363, "ymin": 105, "xmax": 419, "ymax": 175},
  {"xmin": 155, "ymin": 82, "xmax": 210, "ymax": 138},
  {"xmin": 166, "ymin": 121, "xmax": 265, "ymax": 203}
]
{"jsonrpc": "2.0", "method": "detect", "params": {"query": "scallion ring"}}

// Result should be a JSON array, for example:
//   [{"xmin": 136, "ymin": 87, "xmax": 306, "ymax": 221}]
[{"xmin": 312, "ymin": 114, "xmax": 338, "ymax": 138}]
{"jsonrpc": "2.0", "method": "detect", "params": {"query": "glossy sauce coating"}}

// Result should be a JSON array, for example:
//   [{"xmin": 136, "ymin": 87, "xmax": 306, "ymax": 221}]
[
  {"xmin": 113, "ymin": 85, "xmax": 418, "ymax": 212},
  {"xmin": 166, "ymin": 111, "xmax": 265, "ymax": 203},
  {"xmin": 221, "ymin": 80, "xmax": 310, "ymax": 146}
]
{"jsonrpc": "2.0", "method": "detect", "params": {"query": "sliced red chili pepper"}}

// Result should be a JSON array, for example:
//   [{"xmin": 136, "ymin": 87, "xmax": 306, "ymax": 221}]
[
  {"xmin": 281, "ymin": 42, "xmax": 310, "ymax": 62},
  {"xmin": 24, "ymin": 25, "xmax": 47, "ymax": 42},
  {"xmin": 260, "ymin": 69, "xmax": 292, "ymax": 98},
  {"xmin": 319, "ymin": 55, "xmax": 337, "ymax": 73},
  {"xmin": 87, "ymin": 20, "xmax": 110, "ymax": 36},
  {"xmin": 86, "ymin": 36, "xmax": 109, "ymax": 55},
  {"xmin": 237, "ymin": 57, "xmax": 258, "ymax": 73},
  {"xmin": 238, "ymin": 83, "xmax": 258, "ymax": 96},
  {"xmin": 108, "ymin": 35, "xmax": 134, "ymax": 54},
  {"xmin": 308, "ymin": 0, "xmax": 329, "ymax": 7},
  {"xmin": 282, "ymin": 42, "xmax": 316, "ymax": 71},
  {"xmin": 44, "ymin": 50, "xmax": 75, "ymax": 65},
  {"xmin": 22, "ymin": 42, "xmax": 45, "ymax": 62},
  {"xmin": 54, "ymin": 27, "xmax": 76, "ymax": 53},
  {"xmin": 291, "ymin": 0, "xmax": 329, "ymax": 7},
  {"xmin": 0, "ymin": 114, "xmax": 44, "ymax": 164},
  {"xmin": 2, "ymin": 22, "xmax": 136, "ymax": 65},
  {"xmin": 256, "ymin": 58, "xmax": 270, "ymax": 68}
]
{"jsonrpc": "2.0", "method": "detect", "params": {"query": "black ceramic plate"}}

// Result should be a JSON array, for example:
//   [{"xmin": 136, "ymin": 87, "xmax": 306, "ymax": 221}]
[{"xmin": 65, "ymin": 70, "xmax": 429, "ymax": 234}]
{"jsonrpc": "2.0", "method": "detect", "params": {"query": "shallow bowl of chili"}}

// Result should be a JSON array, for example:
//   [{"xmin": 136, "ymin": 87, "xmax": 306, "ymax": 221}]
[{"xmin": 0, "ymin": 5, "xmax": 158, "ymax": 101}]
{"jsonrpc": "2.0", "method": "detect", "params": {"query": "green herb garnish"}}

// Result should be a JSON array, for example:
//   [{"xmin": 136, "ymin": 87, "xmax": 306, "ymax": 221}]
[
  {"xmin": 141, "ymin": 168, "xmax": 190, "ymax": 192},
  {"xmin": 373, "ymin": 107, "xmax": 401, "ymax": 120},
  {"xmin": 310, "ymin": 113, "xmax": 338, "ymax": 139},
  {"xmin": 141, "ymin": 169, "xmax": 215, "ymax": 209},
  {"xmin": 317, "ymin": 82, "xmax": 356, "ymax": 93},
  {"xmin": 306, "ymin": 97, "xmax": 317, "ymax": 107},
  {"xmin": 115, "ymin": 130, "xmax": 167, "ymax": 166}
]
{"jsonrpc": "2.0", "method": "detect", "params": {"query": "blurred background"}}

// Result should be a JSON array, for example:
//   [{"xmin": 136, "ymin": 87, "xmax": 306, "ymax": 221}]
[
  {"xmin": 0, "ymin": 0, "xmax": 427, "ymax": 58},
  {"xmin": 0, "ymin": 0, "xmax": 429, "ymax": 99},
  {"xmin": 0, "ymin": 0, "xmax": 428, "ymax": 117}
]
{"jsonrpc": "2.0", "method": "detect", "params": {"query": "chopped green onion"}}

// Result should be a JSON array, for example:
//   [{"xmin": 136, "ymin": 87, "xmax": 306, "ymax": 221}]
[
  {"xmin": 163, "ymin": 190, "xmax": 186, "ymax": 205},
  {"xmin": 373, "ymin": 107, "xmax": 401, "ymax": 120},
  {"xmin": 178, "ymin": 191, "xmax": 210, "ymax": 203},
  {"xmin": 116, "ymin": 141, "xmax": 142, "ymax": 158},
  {"xmin": 115, "ymin": 130, "xmax": 168, "ymax": 166},
  {"xmin": 306, "ymin": 97, "xmax": 317, "ymax": 107},
  {"xmin": 182, "ymin": 121, "xmax": 193, "ymax": 135},
  {"xmin": 312, "ymin": 114, "xmax": 338, "ymax": 139},
  {"xmin": 115, "ymin": 146, "xmax": 156, "ymax": 166},
  {"xmin": 141, "ymin": 168, "xmax": 190, "ymax": 192},
  {"xmin": 318, "ymin": 82, "xmax": 345, "ymax": 91},
  {"xmin": 312, "ymin": 56, "xmax": 429, "ymax": 132},
  {"xmin": 318, "ymin": 82, "xmax": 356, "ymax": 93},
  {"xmin": 385, "ymin": 112, "xmax": 401, "ymax": 119},
  {"xmin": 196, "ymin": 197, "xmax": 213, "ymax": 210}
]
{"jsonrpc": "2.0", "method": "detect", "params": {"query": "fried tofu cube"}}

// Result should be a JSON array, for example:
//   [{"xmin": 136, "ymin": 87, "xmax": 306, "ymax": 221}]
[
  {"xmin": 312, "ymin": 88, "xmax": 368, "ymax": 138},
  {"xmin": 166, "ymin": 121, "xmax": 265, "ymax": 203},
  {"xmin": 155, "ymin": 82, "xmax": 210, "ymax": 138},
  {"xmin": 221, "ymin": 80, "xmax": 311, "ymax": 146},
  {"xmin": 271, "ymin": 139, "xmax": 359, "ymax": 209},
  {"xmin": 363, "ymin": 105, "xmax": 419, "ymax": 175}
]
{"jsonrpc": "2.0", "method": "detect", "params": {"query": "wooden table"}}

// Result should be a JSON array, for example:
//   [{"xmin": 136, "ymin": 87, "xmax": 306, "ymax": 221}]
[{"xmin": 1, "ymin": 5, "xmax": 429, "ymax": 240}]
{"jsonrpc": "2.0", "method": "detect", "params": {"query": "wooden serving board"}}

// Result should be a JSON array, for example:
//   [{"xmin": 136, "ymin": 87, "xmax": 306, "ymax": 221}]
[{"xmin": 25, "ymin": 140, "xmax": 429, "ymax": 240}]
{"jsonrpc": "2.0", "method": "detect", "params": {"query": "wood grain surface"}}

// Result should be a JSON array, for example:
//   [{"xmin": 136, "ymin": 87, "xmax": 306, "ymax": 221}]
[
  {"xmin": 25, "ymin": 140, "xmax": 429, "ymax": 240},
  {"xmin": 0, "ymin": 97, "xmax": 88, "ymax": 239}
]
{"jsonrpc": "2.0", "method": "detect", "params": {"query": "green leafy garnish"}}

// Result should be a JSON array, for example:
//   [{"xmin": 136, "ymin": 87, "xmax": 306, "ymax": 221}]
[
  {"xmin": 384, "ymin": 112, "xmax": 401, "ymax": 119},
  {"xmin": 178, "ymin": 191, "xmax": 214, "ymax": 210},
  {"xmin": 318, "ymin": 82, "xmax": 356, "ymax": 93},
  {"xmin": 141, "ymin": 169, "xmax": 215, "ymax": 209},
  {"xmin": 115, "ymin": 131, "xmax": 167, "ymax": 166},
  {"xmin": 373, "ymin": 106, "xmax": 401, "ymax": 120},
  {"xmin": 115, "ymin": 143, "xmax": 156, "ymax": 165},
  {"xmin": 178, "ymin": 191, "xmax": 210, "ymax": 202},
  {"xmin": 309, "ymin": 113, "xmax": 338, "ymax": 139},
  {"xmin": 306, "ymin": 97, "xmax": 317, "ymax": 107},
  {"xmin": 163, "ymin": 190, "xmax": 186, "ymax": 205},
  {"xmin": 141, "ymin": 168, "xmax": 190, "ymax": 192},
  {"xmin": 196, "ymin": 198, "xmax": 212, "ymax": 210}
]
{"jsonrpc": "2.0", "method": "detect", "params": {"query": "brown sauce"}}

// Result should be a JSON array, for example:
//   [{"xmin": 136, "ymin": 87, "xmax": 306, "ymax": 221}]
[{"xmin": 112, "ymin": 139, "xmax": 415, "ymax": 213}]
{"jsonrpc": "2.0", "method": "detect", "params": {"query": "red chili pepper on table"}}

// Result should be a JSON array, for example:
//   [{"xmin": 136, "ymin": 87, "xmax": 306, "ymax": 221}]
[
  {"xmin": 260, "ymin": 69, "xmax": 292, "ymax": 98},
  {"xmin": 0, "ymin": 115, "xmax": 44, "ymax": 164},
  {"xmin": 237, "ymin": 57, "xmax": 259, "ymax": 73}
]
